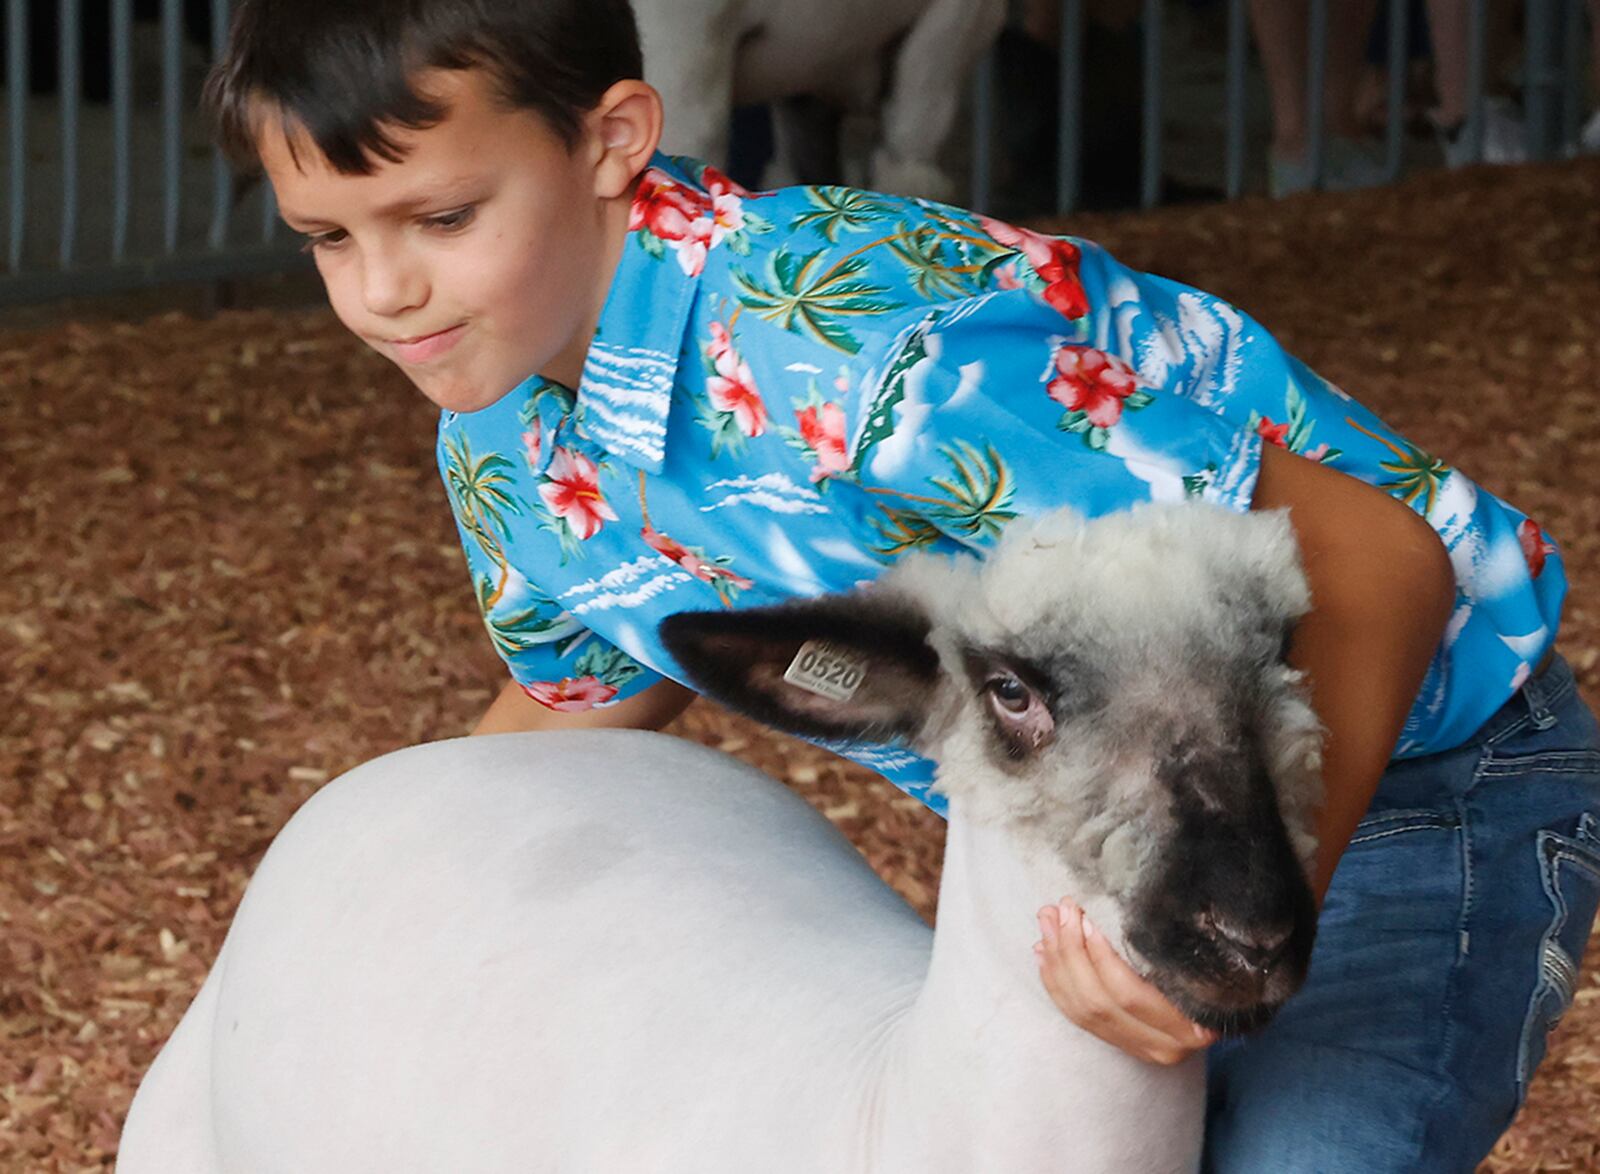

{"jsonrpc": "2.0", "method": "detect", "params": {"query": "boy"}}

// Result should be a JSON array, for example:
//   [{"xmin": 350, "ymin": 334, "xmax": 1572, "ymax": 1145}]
[{"xmin": 206, "ymin": 2, "xmax": 1597, "ymax": 1169}]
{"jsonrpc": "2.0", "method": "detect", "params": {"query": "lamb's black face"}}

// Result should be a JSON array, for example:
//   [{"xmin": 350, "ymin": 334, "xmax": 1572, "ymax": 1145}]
[
  {"xmin": 1122, "ymin": 730, "xmax": 1318, "ymax": 1034},
  {"xmin": 950, "ymin": 627, "xmax": 1321, "ymax": 1037}
]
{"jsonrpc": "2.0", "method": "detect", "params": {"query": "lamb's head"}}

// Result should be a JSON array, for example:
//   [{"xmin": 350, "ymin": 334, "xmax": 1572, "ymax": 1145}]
[{"xmin": 659, "ymin": 502, "xmax": 1324, "ymax": 1034}]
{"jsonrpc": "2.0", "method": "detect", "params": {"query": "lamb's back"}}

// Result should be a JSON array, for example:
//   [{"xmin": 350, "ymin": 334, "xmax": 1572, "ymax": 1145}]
[{"xmin": 206, "ymin": 731, "xmax": 930, "ymax": 1172}]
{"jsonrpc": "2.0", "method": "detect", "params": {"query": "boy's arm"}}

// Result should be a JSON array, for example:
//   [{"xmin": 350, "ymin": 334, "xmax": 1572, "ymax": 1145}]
[
  {"xmin": 1035, "ymin": 442, "xmax": 1457, "ymax": 1064},
  {"xmin": 472, "ymin": 677, "xmax": 698, "ymax": 736},
  {"xmin": 1249, "ymin": 441, "xmax": 1458, "ymax": 904}
]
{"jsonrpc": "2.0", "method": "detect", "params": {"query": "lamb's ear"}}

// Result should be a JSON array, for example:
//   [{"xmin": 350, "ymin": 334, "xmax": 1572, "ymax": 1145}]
[{"xmin": 658, "ymin": 593, "xmax": 940, "ymax": 745}]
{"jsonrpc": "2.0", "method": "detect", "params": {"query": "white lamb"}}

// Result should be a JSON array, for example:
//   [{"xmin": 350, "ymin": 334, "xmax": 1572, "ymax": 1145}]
[
  {"xmin": 637, "ymin": 0, "xmax": 1007, "ymax": 199},
  {"xmin": 117, "ymin": 502, "xmax": 1325, "ymax": 1173}
]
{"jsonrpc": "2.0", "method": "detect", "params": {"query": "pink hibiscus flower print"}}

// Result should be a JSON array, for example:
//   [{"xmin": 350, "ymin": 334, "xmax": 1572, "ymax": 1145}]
[
  {"xmin": 520, "ymin": 417, "xmax": 544, "ymax": 472},
  {"xmin": 539, "ymin": 446, "xmax": 618, "ymax": 541},
  {"xmin": 521, "ymin": 676, "xmax": 619, "ymax": 713},
  {"xmin": 979, "ymin": 216, "xmax": 1090, "ymax": 320},
  {"xmin": 642, "ymin": 523, "xmax": 755, "ymax": 596},
  {"xmin": 1518, "ymin": 518, "xmax": 1556, "ymax": 578},
  {"xmin": 702, "ymin": 165, "xmax": 750, "ymax": 248},
  {"xmin": 702, "ymin": 164, "xmax": 753, "ymax": 201},
  {"xmin": 706, "ymin": 322, "xmax": 768, "ymax": 437},
  {"xmin": 629, "ymin": 168, "xmax": 716, "ymax": 276},
  {"xmin": 1047, "ymin": 347, "xmax": 1142, "ymax": 428},
  {"xmin": 797, "ymin": 402, "xmax": 850, "ymax": 482},
  {"xmin": 1256, "ymin": 417, "xmax": 1292, "ymax": 448}
]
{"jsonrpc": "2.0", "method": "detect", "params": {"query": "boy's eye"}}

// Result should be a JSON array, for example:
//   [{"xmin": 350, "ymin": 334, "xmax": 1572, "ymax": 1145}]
[
  {"xmin": 299, "ymin": 229, "xmax": 348, "ymax": 254},
  {"xmin": 424, "ymin": 206, "xmax": 476, "ymax": 232}
]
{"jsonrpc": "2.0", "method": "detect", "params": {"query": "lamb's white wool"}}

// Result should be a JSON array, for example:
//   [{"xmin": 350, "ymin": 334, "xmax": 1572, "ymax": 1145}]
[
  {"xmin": 888, "ymin": 503, "xmax": 1310, "ymax": 651},
  {"xmin": 883, "ymin": 504, "xmax": 1322, "ymax": 892},
  {"xmin": 119, "ymin": 501, "xmax": 1322, "ymax": 1174}
]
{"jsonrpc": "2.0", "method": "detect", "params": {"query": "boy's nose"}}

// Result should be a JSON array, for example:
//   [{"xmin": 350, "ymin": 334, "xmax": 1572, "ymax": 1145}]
[{"xmin": 361, "ymin": 254, "xmax": 428, "ymax": 318}]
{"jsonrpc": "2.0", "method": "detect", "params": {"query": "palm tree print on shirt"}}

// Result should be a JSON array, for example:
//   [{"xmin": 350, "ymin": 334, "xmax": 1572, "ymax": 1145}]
[
  {"xmin": 732, "ymin": 246, "xmax": 902, "ymax": 355},
  {"xmin": 442, "ymin": 433, "xmax": 584, "ymax": 656},
  {"xmin": 1346, "ymin": 418, "xmax": 1452, "ymax": 515},
  {"xmin": 868, "ymin": 440, "xmax": 1018, "ymax": 556},
  {"xmin": 738, "ymin": 199, "xmax": 1092, "ymax": 355},
  {"xmin": 442, "ymin": 433, "xmax": 520, "ymax": 606}
]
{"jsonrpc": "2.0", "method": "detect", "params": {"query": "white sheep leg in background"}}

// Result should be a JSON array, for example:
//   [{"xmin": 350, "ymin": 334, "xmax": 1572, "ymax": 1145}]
[
  {"xmin": 871, "ymin": 0, "xmax": 1008, "ymax": 200},
  {"xmin": 640, "ymin": 0, "xmax": 1006, "ymax": 199},
  {"xmin": 119, "ymin": 731, "xmax": 1202, "ymax": 1174},
  {"xmin": 635, "ymin": 0, "xmax": 738, "ymax": 168}
]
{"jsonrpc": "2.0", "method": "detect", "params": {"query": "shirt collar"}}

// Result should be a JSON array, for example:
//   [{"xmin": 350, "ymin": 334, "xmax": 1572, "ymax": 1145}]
[{"xmin": 572, "ymin": 152, "xmax": 709, "ymax": 476}]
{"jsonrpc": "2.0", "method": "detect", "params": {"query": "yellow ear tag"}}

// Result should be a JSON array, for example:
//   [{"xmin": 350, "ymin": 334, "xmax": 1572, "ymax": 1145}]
[{"xmin": 782, "ymin": 640, "xmax": 868, "ymax": 703}]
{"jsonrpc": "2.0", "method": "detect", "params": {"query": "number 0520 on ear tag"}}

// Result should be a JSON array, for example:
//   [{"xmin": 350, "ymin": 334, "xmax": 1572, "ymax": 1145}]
[{"xmin": 783, "ymin": 641, "xmax": 868, "ymax": 702}]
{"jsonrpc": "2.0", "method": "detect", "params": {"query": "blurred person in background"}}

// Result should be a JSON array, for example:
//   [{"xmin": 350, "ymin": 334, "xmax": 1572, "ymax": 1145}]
[
  {"xmin": 1415, "ymin": 0, "xmax": 1599, "ymax": 166},
  {"xmin": 1425, "ymin": 0, "xmax": 1529, "ymax": 165},
  {"xmin": 1250, "ymin": 0, "xmax": 1388, "ymax": 196}
]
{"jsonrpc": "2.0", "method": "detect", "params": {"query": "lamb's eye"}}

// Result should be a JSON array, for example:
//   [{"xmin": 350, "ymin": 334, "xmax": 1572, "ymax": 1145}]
[{"xmin": 987, "ymin": 674, "xmax": 1031, "ymax": 714}]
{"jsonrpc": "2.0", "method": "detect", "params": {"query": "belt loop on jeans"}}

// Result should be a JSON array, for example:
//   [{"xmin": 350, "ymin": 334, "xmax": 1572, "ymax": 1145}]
[{"xmin": 1521, "ymin": 651, "xmax": 1560, "ymax": 731}]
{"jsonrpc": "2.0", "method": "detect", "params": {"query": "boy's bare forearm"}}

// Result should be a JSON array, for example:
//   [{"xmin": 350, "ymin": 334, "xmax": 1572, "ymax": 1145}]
[
  {"xmin": 1252, "ymin": 444, "xmax": 1457, "ymax": 904},
  {"xmin": 471, "ymin": 677, "xmax": 698, "ymax": 736},
  {"xmin": 1288, "ymin": 546, "xmax": 1454, "ymax": 903}
]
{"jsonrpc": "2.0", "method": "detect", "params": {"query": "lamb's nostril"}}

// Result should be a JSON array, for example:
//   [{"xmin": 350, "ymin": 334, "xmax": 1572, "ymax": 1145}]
[{"xmin": 1196, "ymin": 909, "xmax": 1292, "ymax": 973}]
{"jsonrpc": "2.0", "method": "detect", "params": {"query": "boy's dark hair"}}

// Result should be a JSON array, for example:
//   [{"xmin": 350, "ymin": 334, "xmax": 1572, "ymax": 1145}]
[{"xmin": 205, "ymin": 0, "xmax": 642, "ymax": 175}]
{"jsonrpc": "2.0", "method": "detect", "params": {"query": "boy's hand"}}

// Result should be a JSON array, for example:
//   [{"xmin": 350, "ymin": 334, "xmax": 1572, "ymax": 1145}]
[{"xmin": 1033, "ymin": 897, "xmax": 1219, "ymax": 1066}]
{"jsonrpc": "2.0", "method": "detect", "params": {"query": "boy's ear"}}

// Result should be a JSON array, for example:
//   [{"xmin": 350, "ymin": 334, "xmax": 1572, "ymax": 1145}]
[
  {"xmin": 587, "ymin": 79, "xmax": 664, "ymax": 200},
  {"xmin": 657, "ymin": 594, "xmax": 942, "ymax": 747}
]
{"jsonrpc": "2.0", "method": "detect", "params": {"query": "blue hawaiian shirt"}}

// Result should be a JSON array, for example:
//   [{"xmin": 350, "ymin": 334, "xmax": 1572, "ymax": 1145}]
[{"xmin": 437, "ymin": 153, "xmax": 1566, "ymax": 816}]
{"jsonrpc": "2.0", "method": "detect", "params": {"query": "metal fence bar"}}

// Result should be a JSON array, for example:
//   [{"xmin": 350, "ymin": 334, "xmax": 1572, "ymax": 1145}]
[
  {"xmin": 1384, "ymin": 0, "xmax": 1408, "ymax": 182},
  {"xmin": 1465, "ymin": 0, "xmax": 1488, "ymax": 162},
  {"xmin": 1523, "ymin": 0, "xmax": 1561, "ymax": 159},
  {"xmin": 58, "ymin": 0, "xmax": 80, "ymax": 268},
  {"xmin": 1141, "ymin": 0, "xmax": 1162, "ymax": 208},
  {"xmin": 262, "ymin": 180, "xmax": 278, "ymax": 243},
  {"xmin": 112, "ymin": 0, "xmax": 132, "ymax": 261},
  {"xmin": 6, "ymin": 0, "xmax": 27, "ymax": 272},
  {"xmin": 1056, "ymin": 0, "xmax": 1084, "ymax": 214},
  {"xmin": 162, "ymin": 0, "xmax": 182, "ymax": 253},
  {"xmin": 1307, "ymin": 0, "xmax": 1329, "ymax": 190},
  {"xmin": 970, "ymin": 48, "xmax": 995, "ymax": 213},
  {"xmin": 207, "ymin": 0, "xmax": 233, "ymax": 248},
  {"xmin": 5, "ymin": 0, "xmax": 1598, "ymax": 305},
  {"xmin": 1561, "ymin": 0, "xmax": 1586, "ymax": 145},
  {"xmin": 1225, "ymin": 0, "xmax": 1247, "ymax": 200}
]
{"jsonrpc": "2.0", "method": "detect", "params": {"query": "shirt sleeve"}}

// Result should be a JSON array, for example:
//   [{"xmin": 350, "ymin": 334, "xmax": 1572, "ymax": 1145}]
[
  {"xmin": 846, "ymin": 241, "xmax": 1271, "ymax": 555},
  {"xmin": 445, "ymin": 491, "xmax": 664, "ymax": 713}
]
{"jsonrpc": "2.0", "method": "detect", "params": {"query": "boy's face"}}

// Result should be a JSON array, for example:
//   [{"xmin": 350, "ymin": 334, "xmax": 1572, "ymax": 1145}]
[{"xmin": 258, "ymin": 69, "xmax": 614, "ymax": 412}]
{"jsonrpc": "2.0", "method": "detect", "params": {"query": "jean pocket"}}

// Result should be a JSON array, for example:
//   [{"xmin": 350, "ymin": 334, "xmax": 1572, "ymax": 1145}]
[
  {"xmin": 1348, "ymin": 808, "xmax": 1458, "ymax": 847},
  {"xmin": 1516, "ymin": 811, "xmax": 1600, "ymax": 1103}
]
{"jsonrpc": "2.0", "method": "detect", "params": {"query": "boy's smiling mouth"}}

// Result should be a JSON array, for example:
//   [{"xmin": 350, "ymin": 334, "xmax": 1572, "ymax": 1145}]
[{"xmin": 388, "ymin": 323, "xmax": 466, "ymax": 364}]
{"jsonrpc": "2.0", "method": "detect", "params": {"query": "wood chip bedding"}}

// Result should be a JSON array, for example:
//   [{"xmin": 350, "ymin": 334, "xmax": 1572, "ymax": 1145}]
[{"xmin": 1, "ymin": 158, "xmax": 1596, "ymax": 1171}]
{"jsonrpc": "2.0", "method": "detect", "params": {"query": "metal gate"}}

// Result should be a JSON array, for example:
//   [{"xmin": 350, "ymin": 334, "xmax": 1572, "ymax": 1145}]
[{"xmin": 2, "ymin": 0, "xmax": 1593, "ymax": 307}]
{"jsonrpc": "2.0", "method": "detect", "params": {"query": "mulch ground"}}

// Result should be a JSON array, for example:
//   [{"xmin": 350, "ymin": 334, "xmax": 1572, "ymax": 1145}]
[{"xmin": 2, "ymin": 157, "xmax": 1597, "ymax": 1171}]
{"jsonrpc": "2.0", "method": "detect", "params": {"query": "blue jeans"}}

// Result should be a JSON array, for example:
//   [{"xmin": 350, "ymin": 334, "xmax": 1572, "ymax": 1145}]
[{"xmin": 1204, "ymin": 654, "xmax": 1600, "ymax": 1172}]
